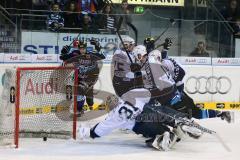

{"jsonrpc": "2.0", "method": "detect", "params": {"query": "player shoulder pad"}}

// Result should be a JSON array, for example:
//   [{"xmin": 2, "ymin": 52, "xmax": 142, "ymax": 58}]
[
  {"xmin": 114, "ymin": 49, "xmax": 126, "ymax": 55},
  {"xmin": 113, "ymin": 50, "xmax": 128, "ymax": 60},
  {"xmin": 162, "ymin": 59, "xmax": 174, "ymax": 71},
  {"xmin": 148, "ymin": 56, "xmax": 161, "ymax": 64}
]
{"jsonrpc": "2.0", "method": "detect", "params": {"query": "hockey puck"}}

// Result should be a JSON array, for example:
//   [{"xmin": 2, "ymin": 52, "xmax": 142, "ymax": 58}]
[{"xmin": 43, "ymin": 137, "xmax": 47, "ymax": 141}]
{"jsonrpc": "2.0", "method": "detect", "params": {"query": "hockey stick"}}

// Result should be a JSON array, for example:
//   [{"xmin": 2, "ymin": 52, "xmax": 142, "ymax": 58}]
[
  {"xmin": 154, "ymin": 21, "xmax": 206, "ymax": 49},
  {"xmin": 147, "ymin": 105, "xmax": 231, "ymax": 152},
  {"xmin": 68, "ymin": 31, "xmax": 81, "ymax": 46},
  {"xmin": 116, "ymin": 16, "xmax": 133, "ymax": 63},
  {"xmin": 154, "ymin": 18, "xmax": 175, "ymax": 44},
  {"xmin": 143, "ymin": 18, "xmax": 175, "ymax": 52},
  {"xmin": 126, "ymin": 22, "xmax": 138, "ymax": 45}
]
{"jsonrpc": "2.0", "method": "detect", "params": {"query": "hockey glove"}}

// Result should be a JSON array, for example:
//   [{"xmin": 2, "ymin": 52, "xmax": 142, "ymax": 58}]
[
  {"xmin": 163, "ymin": 38, "xmax": 173, "ymax": 50},
  {"xmin": 61, "ymin": 45, "xmax": 70, "ymax": 54},
  {"xmin": 90, "ymin": 38, "xmax": 101, "ymax": 52},
  {"xmin": 60, "ymin": 45, "xmax": 71, "ymax": 60},
  {"xmin": 130, "ymin": 63, "xmax": 143, "ymax": 88},
  {"xmin": 130, "ymin": 63, "xmax": 142, "ymax": 73}
]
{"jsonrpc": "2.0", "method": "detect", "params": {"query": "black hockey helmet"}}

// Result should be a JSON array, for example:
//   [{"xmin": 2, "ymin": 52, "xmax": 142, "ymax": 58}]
[
  {"xmin": 144, "ymin": 37, "xmax": 155, "ymax": 53},
  {"xmin": 78, "ymin": 40, "xmax": 87, "ymax": 48}
]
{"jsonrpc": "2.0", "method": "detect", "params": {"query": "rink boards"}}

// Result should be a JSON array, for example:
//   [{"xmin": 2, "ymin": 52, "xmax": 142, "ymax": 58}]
[{"xmin": 1, "ymin": 57, "xmax": 240, "ymax": 111}]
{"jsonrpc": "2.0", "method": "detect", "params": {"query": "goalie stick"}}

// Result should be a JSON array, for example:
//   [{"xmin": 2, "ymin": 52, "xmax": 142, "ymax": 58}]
[{"xmin": 147, "ymin": 105, "xmax": 231, "ymax": 152}]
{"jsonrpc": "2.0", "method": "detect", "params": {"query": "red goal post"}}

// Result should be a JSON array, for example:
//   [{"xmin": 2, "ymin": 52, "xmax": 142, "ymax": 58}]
[{"xmin": 0, "ymin": 66, "xmax": 78, "ymax": 148}]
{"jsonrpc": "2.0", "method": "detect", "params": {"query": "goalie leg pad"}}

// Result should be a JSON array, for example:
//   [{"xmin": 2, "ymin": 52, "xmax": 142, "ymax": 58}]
[{"xmin": 151, "ymin": 131, "xmax": 178, "ymax": 151}]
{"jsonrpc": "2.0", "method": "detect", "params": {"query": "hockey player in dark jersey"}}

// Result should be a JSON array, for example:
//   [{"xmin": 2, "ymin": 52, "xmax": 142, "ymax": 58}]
[{"xmin": 60, "ymin": 39, "xmax": 105, "ymax": 115}]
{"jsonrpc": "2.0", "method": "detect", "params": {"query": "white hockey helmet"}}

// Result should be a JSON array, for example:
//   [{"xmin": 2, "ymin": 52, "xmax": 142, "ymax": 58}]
[
  {"xmin": 133, "ymin": 45, "xmax": 147, "ymax": 62},
  {"xmin": 120, "ymin": 36, "xmax": 135, "ymax": 52},
  {"xmin": 122, "ymin": 36, "xmax": 135, "ymax": 45},
  {"xmin": 148, "ymin": 49, "xmax": 162, "ymax": 63}
]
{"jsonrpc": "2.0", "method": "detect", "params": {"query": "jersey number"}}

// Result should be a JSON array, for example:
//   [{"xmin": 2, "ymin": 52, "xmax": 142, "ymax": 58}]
[
  {"xmin": 114, "ymin": 62, "xmax": 124, "ymax": 71},
  {"xmin": 118, "ymin": 102, "xmax": 139, "ymax": 119}
]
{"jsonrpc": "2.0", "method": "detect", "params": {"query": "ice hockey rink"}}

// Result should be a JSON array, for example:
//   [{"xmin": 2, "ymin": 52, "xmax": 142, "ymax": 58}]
[{"xmin": 0, "ymin": 112, "xmax": 239, "ymax": 160}]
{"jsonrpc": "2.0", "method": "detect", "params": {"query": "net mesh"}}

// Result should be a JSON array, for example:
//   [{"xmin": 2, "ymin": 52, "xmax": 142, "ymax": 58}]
[{"xmin": 0, "ymin": 67, "xmax": 76, "ymax": 147}]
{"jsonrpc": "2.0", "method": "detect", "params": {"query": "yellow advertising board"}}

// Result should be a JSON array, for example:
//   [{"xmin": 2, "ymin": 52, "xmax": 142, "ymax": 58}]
[
  {"xmin": 112, "ymin": 0, "xmax": 185, "ymax": 7},
  {"xmin": 196, "ymin": 102, "xmax": 240, "ymax": 110}
]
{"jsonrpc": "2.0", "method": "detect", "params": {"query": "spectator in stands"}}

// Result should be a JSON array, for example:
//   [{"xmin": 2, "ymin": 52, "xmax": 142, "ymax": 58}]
[
  {"xmin": 77, "ymin": 0, "xmax": 97, "ymax": 13},
  {"xmin": 116, "ymin": 0, "xmax": 132, "ymax": 31},
  {"xmin": 98, "ymin": 3, "xmax": 116, "ymax": 33},
  {"xmin": 47, "ymin": 2, "xmax": 64, "ymax": 31},
  {"xmin": 219, "ymin": 0, "xmax": 239, "ymax": 57},
  {"xmin": 64, "ymin": 1, "xmax": 79, "ymax": 28},
  {"xmin": 189, "ymin": 41, "xmax": 210, "ymax": 57},
  {"xmin": 32, "ymin": 0, "xmax": 48, "ymax": 10},
  {"xmin": 234, "ymin": 17, "xmax": 240, "ymax": 36},
  {"xmin": 221, "ymin": 0, "xmax": 240, "ymax": 31},
  {"xmin": 47, "ymin": 0, "xmax": 66, "ymax": 10},
  {"xmin": 80, "ymin": 13, "xmax": 100, "ymax": 34},
  {"xmin": 95, "ymin": 0, "xmax": 106, "ymax": 12}
]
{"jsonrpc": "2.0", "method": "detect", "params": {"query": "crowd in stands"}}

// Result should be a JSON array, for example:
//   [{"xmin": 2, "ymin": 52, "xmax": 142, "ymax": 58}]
[
  {"xmin": 2, "ymin": 0, "xmax": 239, "ymax": 35},
  {"xmin": 217, "ymin": 0, "xmax": 240, "ymax": 57},
  {"xmin": 220, "ymin": 0, "xmax": 240, "ymax": 36},
  {"xmin": 0, "ymin": 0, "xmax": 132, "ymax": 33},
  {"xmin": 1, "ymin": 0, "xmax": 240, "ymax": 57},
  {"xmin": 46, "ymin": 0, "xmax": 132, "ymax": 33}
]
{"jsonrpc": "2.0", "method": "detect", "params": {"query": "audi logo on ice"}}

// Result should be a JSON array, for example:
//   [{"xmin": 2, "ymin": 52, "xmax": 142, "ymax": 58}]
[{"xmin": 185, "ymin": 76, "xmax": 232, "ymax": 94}]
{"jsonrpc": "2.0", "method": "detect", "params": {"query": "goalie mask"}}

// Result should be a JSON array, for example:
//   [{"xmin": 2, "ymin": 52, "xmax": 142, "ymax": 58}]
[{"xmin": 133, "ymin": 45, "xmax": 147, "ymax": 63}]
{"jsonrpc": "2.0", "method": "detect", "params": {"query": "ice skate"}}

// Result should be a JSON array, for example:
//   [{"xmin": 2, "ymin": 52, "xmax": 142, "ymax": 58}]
[{"xmin": 217, "ymin": 111, "xmax": 234, "ymax": 123}]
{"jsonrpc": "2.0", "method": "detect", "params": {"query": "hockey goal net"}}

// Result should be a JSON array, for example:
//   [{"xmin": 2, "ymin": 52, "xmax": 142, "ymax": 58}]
[{"xmin": 0, "ymin": 67, "xmax": 78, "ymax": 148}]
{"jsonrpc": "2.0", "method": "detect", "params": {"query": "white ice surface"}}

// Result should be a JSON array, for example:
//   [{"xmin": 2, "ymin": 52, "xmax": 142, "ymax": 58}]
[{"xmin": 1, "ymin": 112, "xmax": 240, "ymax": 160}]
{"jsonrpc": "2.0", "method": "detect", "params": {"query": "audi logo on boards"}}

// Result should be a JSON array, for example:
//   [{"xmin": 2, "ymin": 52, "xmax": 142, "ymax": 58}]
[{"xmin": 185, "ymin": 76, "xmax": 232, "ymax": 94}]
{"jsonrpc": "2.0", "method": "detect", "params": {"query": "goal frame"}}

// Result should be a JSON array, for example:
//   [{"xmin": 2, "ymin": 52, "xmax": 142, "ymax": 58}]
[{"xmin": 14, "ymin": 66, "xmax": 78, "ymax": 148}]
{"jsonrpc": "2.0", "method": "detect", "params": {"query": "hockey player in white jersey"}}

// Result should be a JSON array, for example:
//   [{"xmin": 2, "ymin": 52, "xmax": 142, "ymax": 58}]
[
  {"xmin": 143, "ymin": 36, "xmax": 232, "ymax": 122},
  {"xmin": 78, "ymin": 45, "xmax": 153, "ymax": 141},
  {"xmin": 156, "ymin": 40, "xmax": 232, "ymax": 122},
  {"xmin": 112, "ymin": 36, "xmax": 136, "ymax": 97},
  {"xmin": 77, "ymin": 45, "xmax": 203, "ymax": 151}
]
